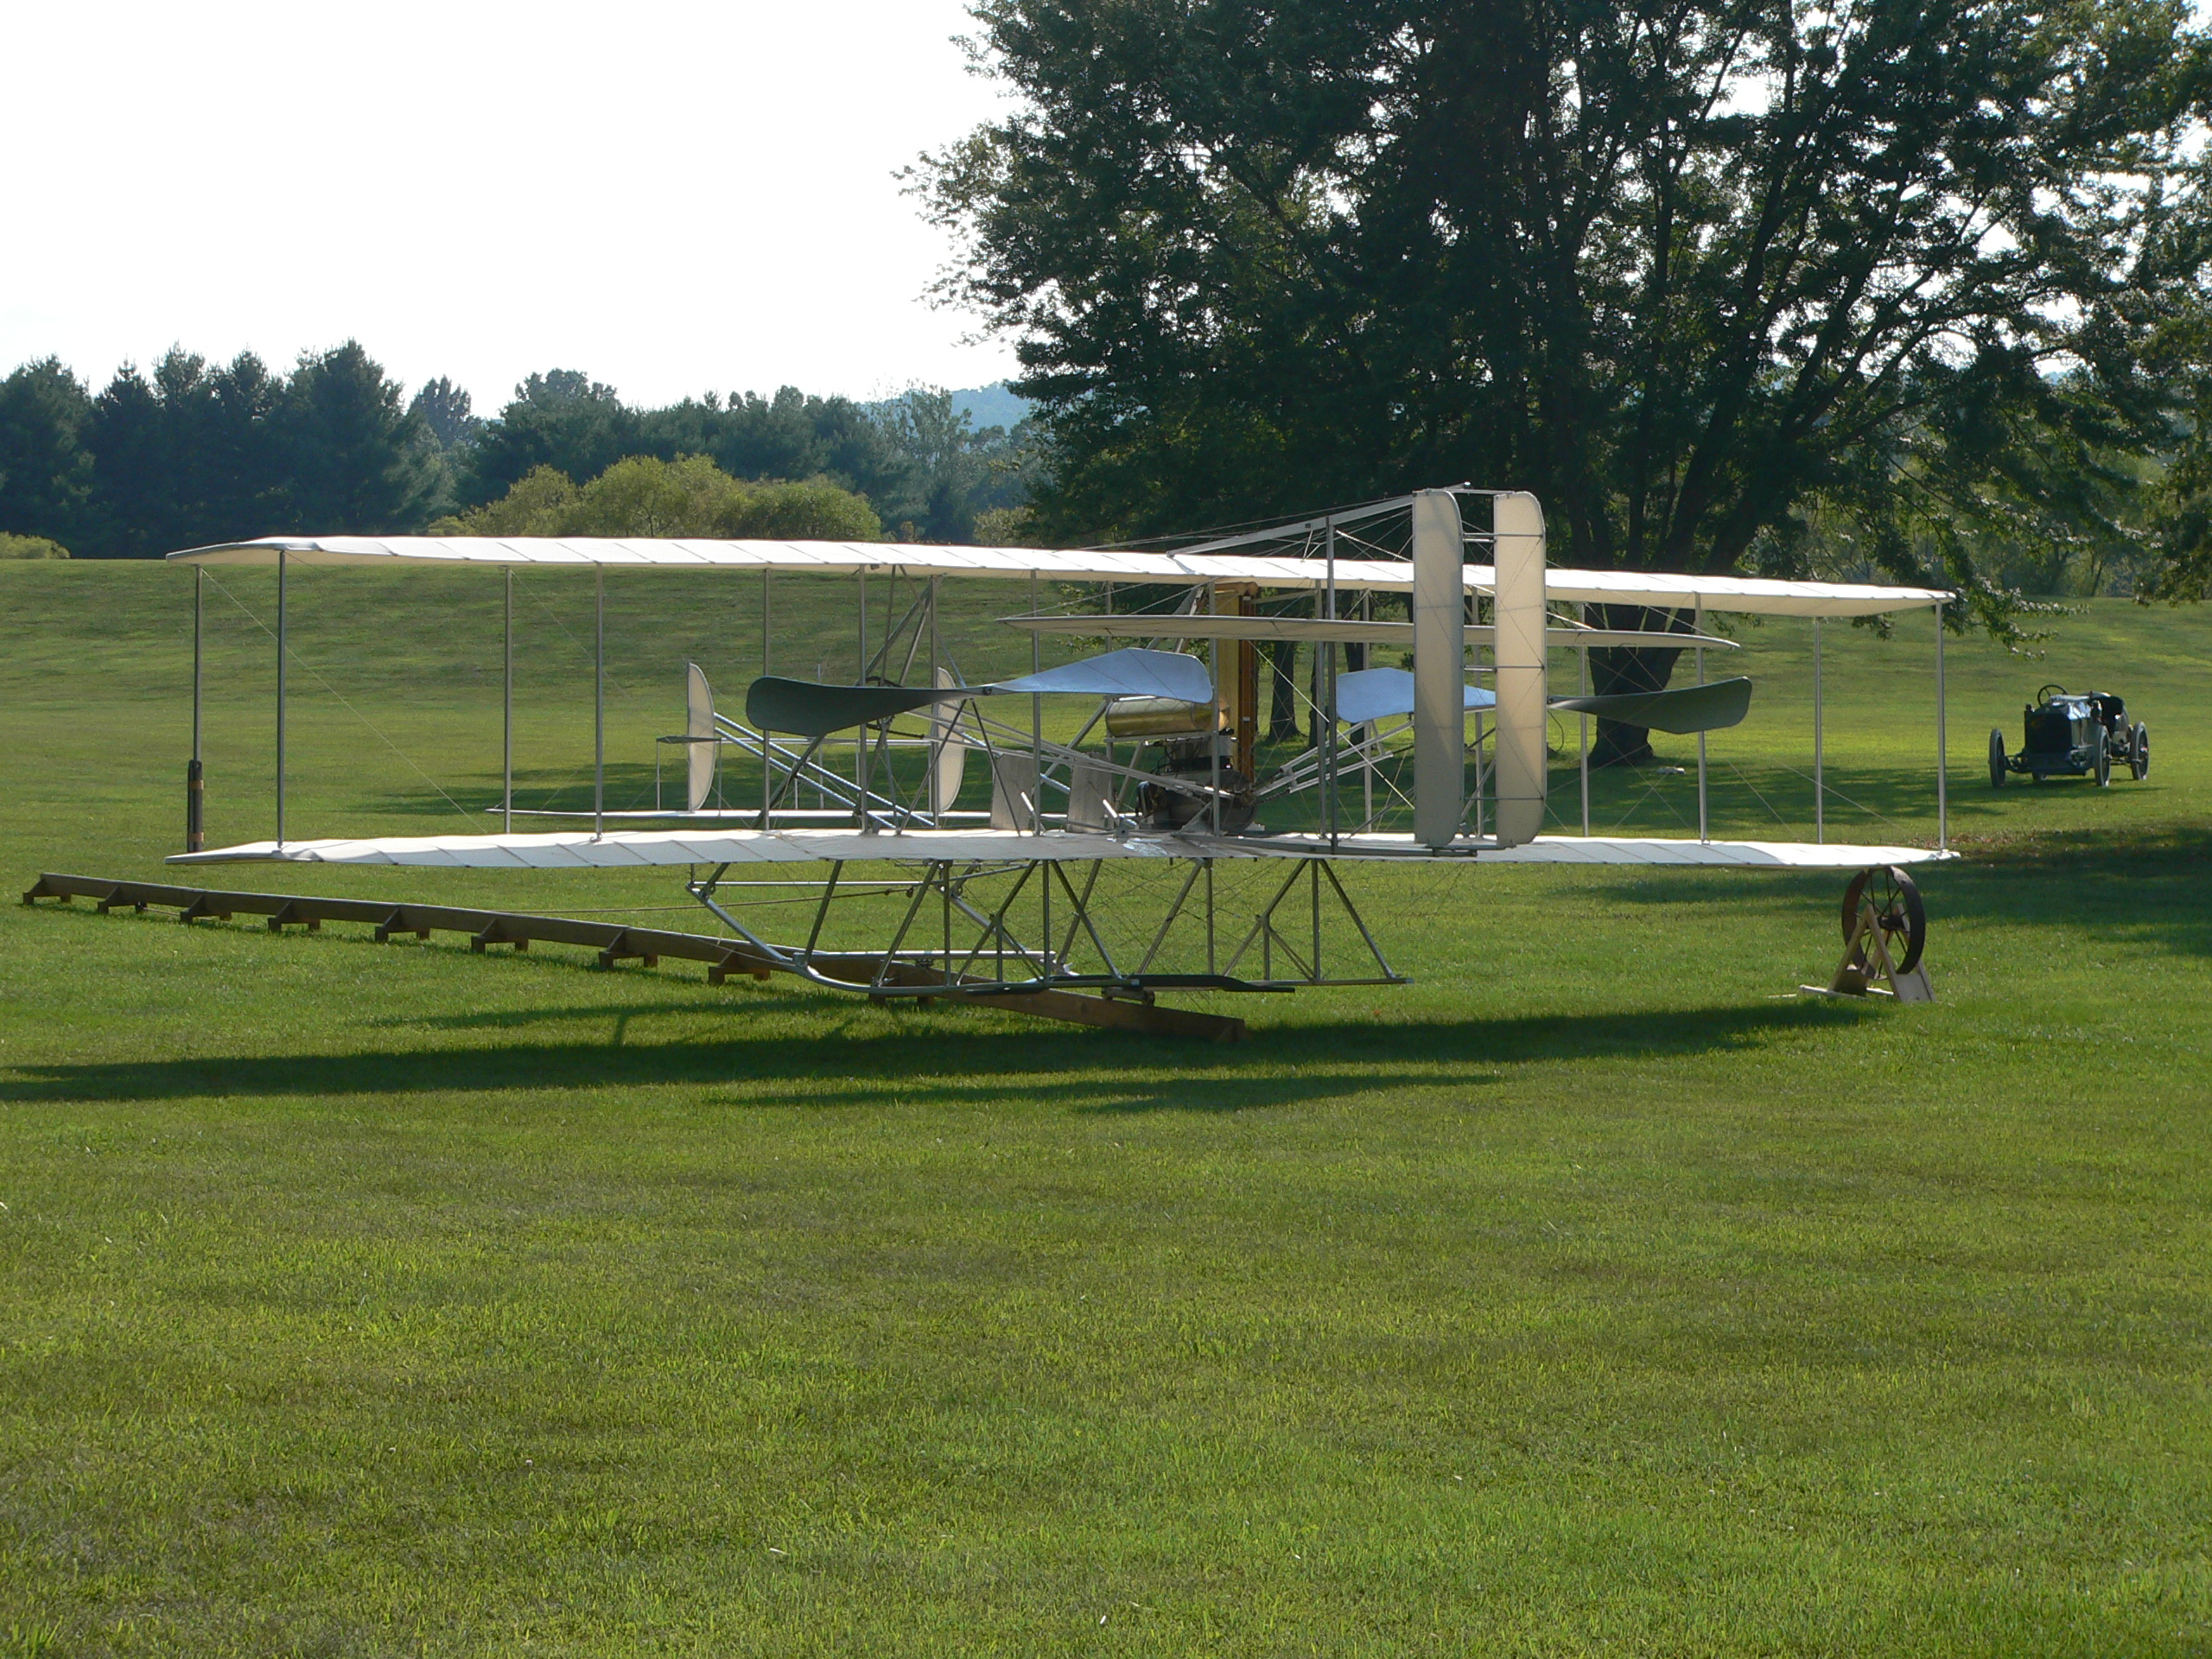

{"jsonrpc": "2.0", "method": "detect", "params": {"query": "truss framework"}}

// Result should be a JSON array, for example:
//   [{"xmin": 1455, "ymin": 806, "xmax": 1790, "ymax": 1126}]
[{"xmin": 686, "ymin": 854, "xmax": 1402, "ymax": 1001}]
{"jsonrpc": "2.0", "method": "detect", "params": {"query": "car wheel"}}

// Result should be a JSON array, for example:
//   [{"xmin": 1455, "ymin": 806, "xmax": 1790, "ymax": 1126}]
[
  {"xmin": 2132, "ymin": 722, "xmax": 2150, "ymax": 781},
  {"xmin": 2094, "ymin": 726, "xmax": 2111, "ymax": 787},
  {"xmin": 1988, "ymin": 728, "xmax": 2007, "ymax": 788}
]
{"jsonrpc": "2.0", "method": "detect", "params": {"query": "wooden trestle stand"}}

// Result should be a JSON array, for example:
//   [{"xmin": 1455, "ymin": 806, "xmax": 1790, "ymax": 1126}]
[{"xmin": 1805, "ymin": 893, "xmax": 1934, "ymax": 1002}]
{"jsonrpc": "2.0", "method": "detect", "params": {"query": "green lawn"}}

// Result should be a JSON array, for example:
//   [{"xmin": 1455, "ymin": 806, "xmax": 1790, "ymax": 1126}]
[{"xmin": 1, "ymin": 561, "xmax": 2209, "ymax": 1656}]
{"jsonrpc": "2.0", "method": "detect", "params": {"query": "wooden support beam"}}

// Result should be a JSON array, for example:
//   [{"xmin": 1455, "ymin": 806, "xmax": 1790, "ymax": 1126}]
[{"xmin": 595, "ymin": 930, "xmax": 658, "ymax": 969}]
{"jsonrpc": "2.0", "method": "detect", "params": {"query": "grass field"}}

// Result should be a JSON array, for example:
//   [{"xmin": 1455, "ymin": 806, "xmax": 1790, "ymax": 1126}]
[{"xmin": 1, "ymin": 560, "xmax": 2209, "ymax": 1656}]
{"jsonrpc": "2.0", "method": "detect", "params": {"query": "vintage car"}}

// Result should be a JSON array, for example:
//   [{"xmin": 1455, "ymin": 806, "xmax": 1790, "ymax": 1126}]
[{"xmin": 1988, "ymin": 684, "xmax": 2148, "ymax": 787}]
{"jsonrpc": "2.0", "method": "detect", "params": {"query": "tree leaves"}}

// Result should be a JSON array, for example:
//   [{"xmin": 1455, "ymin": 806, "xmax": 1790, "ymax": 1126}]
[{"xmin": 924, "ymin": 0, "xmax": 2212, "ymax": 608}]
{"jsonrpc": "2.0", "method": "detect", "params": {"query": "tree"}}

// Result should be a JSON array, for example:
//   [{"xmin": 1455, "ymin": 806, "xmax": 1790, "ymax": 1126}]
[
  {"xmin": 281, "ymin": 342, "xmax": 442, "ymax": 533},
  {"xmin": 409, "ymin": 377, "xmax": 481, "ymax": 454},
  {"xmin": 84, "ymin": 363, "xmax": 171, "ymax": 559},
  {"xmin": 924, "ymin": 0, "xmax": 2212, "ymax": 759},
  {"xmin": 196, "ymin": 352, "xmax": 288, "ymax": 540},
  {"xmin": 438, "ymin": 454, "xmax": 884, "ymax": 542},
  {"xmin": 875, "ymin": 386, "xmax": 1040, "ymax": 542},
  {"xmin": 0, "ymin": 358, "xmax": 92, "ymax": 548},
  {"xmin": 461, "ymin": 371, "xmax": 642, "ymax": 505}
]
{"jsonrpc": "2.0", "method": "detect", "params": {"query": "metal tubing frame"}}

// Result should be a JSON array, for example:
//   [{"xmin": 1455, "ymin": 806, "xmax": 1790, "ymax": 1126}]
[
  {"xmin": 799, "ymin": 860, "xmax": 844, "ymax": 968},
  {"xmin": 1935, "ymin": 598, "xmax": 1948, "ymax": 850},
  {"xmin": 1360, "ymin": 589, "xmax": 1375, "ymax": 830},
  {"xmin": 192, "ymin": 569, "xmax": 203, "ymax": 766},
  {"xmin": 1578, "ymin": 607, "xmax": 1591, "ymax": 837},
  {"xmin": 1694, "ymin": 599, "xmax": 1708, "ymax": 842},
  {"xmin": 1030, "ymin": 569, "xmax": 1044, "ymax": 838},
  {"xmin": 503, "ymin": 567, "xmax": 514, "ymax": 834},
  {"xmin": 690, "ymin": 852, "xmax": 1399, "ymax": 996},
  {"xmin": 594, "ymin": 564, "xmax": 606, "ymax": 839},
  {"xmin": 857, "ymin": 569, "xmax": 868, "ymax": 820},
  {"xmin": 1813, "ymin": 615, "xmax": 1824, "ymax": 843},
  {"xmin": 1473, "ymin": 708, "xmax": 1484, "ymax": 836},
  {"xmin": 1324, "ymin": 519, "xmax": 1338, "ymax": 845},
  {"xmin": 188, "ymin": 568, "xmax": 205, "ymax": 853},
  {"xmin": 762, "ymin": 568, "xmax": 772, "ymax": 822},
  {"xmin": 275, "ymin": 550, "xmax": 287, "ymax": 849},
  {"xmin": 1136, "ymin": 861, "xmax": 1207, "ymax": 974},
  {"xmin": 874, "ymin": 859, "xmax": 944, "ymax": 988},
  {"xmin": 1208, "ymin": 580, "xmax": 1224, "ymax": 837},
  {"xmin": 1224, "ymin": 857, "xmax": 1321, "ymax": 979}
]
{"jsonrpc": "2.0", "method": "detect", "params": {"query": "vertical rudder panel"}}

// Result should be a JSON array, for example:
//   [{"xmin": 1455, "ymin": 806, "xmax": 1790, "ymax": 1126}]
[
  {"xmin": 1412, "ymin": 489, "xmax": 1467, "ymax": 848},
  {"xmin": 1491, "ymin": 491, "xmax": 1548, "ymax": 847}
]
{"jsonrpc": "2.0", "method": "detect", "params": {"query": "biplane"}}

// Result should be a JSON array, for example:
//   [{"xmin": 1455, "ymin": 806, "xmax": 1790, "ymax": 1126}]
[{"xmin": 126, "ymin": 487, "xmax": 1956, "ymax": 1034}]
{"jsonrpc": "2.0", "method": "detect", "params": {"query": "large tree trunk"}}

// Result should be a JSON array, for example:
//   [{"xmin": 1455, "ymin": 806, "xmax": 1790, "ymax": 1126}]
[{"xmin": 1586, "ymin": 608, "xmax": 1688, "ymax": 767}]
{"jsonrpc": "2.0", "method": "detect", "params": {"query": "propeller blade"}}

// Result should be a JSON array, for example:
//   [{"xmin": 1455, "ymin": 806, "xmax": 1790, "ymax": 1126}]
[{"xmin": 1550, "ymin": 676, "xmax": 1752, "ymax": 734}]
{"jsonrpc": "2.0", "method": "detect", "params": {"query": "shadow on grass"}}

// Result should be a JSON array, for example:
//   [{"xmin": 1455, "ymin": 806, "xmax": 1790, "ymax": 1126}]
[
  {"xmin": 0, "ymin": 999, "xmax": 1872, "ymax": 1108},
  {"xmin": 1584, "ymin": 825, "xmax": 2212, "ymax": 958}
]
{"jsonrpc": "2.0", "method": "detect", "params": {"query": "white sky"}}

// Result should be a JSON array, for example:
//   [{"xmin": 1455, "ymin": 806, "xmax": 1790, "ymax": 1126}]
[{"xmin": 3, "ymin": 0, "xmax": 1021, "ymax": 412}]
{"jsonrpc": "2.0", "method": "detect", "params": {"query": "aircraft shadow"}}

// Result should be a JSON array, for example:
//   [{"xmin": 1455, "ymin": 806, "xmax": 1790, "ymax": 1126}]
[
  {"xmin": 1586, "ymin": 825, "xmax": 2212, "ymax": 958},
  {"xmin": 0, "ymin": 1001, "xmax": 1869, "ymax": 1109}
]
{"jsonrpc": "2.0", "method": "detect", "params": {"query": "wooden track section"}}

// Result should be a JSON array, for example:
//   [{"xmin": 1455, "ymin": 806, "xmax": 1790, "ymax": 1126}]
[{"xmin": 21, "ymin": 874, "xmax": 1247, "ymax": 1043}]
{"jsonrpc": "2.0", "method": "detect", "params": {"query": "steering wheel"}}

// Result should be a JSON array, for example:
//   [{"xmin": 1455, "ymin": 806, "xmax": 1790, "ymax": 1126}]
[{"xmin": 2035, "ymin": 683, "xmax": 2069, "ymax": 704}]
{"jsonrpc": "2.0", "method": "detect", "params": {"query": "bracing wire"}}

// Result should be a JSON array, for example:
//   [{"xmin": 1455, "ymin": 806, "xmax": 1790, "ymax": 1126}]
[{"xmin": 200, "ymin": 569, "xmax": 480, "ymax": 823}]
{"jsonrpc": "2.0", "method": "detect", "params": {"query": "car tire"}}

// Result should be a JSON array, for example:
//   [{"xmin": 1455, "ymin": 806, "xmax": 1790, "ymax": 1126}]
[
  {"xmin": 2094, "ymin": 726, "xmax": 2111, "ymax": 787},
  {"xmin": 1988, "ymin": 728, "xmax": 2007, "ymax": 787},
  {"xmin": 2132, "ymin": 721, "xmax": 2150, "ymax": 781}
]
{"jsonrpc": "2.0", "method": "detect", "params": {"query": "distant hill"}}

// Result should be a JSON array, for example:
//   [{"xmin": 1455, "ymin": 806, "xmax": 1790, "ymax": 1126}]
[
  {"xmin": 949, "ymin": 384, "xmax": 1033, "ymax": 432},
  {"xmin": 864, "ymin": 383, "xmax": 1033, "ymax": 432}
]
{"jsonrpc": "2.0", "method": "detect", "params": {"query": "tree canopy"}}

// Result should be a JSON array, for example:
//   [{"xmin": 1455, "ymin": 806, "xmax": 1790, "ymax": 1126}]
[
  {"xmin": 438, "ymin": 455, "xmax": 885, "ymax": 543},
  {"xmin": 0, "ymin": 346, "xmax": 1037, "ymax": 556},
  {"xmin": 923, "ymin": 0, "xmax": 2212, "ymax": 620},
  {"xmin": 1, "ymin": 344, "xmax": 442, "ymax": 558},
  {"xmin": 459, "ymin": 378, "xmax": 1035, "ymax": 543}
]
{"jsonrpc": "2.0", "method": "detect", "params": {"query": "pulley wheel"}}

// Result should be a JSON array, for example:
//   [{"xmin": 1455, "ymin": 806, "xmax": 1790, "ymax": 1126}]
[{"xmin": 1840, "ymin": 865, "xmax": 1926, "ymax": 977}]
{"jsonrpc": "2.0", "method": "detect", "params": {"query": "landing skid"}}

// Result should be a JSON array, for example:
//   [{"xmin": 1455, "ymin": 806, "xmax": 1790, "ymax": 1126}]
[{"xmin": 24, "ymin": 859, "xmax": 1406, "ymax": 1041}]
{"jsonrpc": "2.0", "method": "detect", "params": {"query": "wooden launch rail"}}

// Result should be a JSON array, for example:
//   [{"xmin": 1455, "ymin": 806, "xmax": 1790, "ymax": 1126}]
[{"xmin": 20, "ymin": 873, "xmax": 1247, "ymax": 1042}]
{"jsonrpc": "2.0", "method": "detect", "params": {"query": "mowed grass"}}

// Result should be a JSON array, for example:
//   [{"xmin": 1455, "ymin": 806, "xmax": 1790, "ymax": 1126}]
[{"xmin": 0, "ymin": 560, "xmax": 2209, "ymax": 1656}]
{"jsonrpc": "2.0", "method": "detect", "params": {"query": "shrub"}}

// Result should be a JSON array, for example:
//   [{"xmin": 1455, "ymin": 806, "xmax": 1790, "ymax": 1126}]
[
  {"xmin": 0, "ymin": 533, "xmax": 69, "ymax": 559},
  {"xmin": 434, "ymin": 455, "xmax": 880, "ymax": 542}
]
